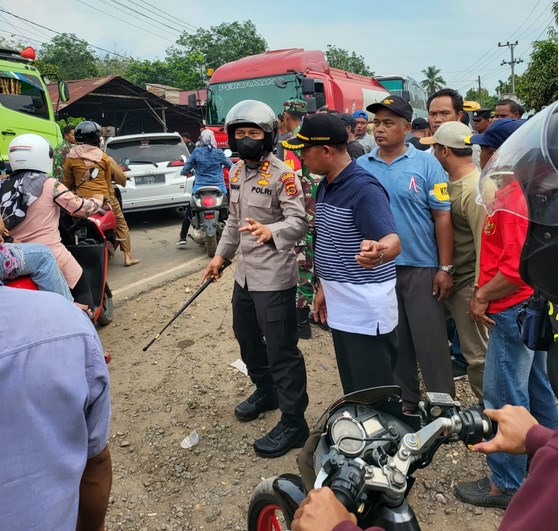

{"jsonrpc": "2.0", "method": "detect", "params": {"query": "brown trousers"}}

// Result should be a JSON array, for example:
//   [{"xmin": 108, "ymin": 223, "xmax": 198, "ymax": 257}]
[
  {"xmin": 107, "ymin": 195, "xmax": 131, "ymax": 253},
  {"xmin": 445, "ymin": 281, "xmax": 488, "ymax": 402}
]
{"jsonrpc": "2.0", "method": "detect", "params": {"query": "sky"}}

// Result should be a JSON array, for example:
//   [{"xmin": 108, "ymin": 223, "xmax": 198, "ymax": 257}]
[{"xmin": 0, "ymin": 0, "xmax": 555, "ymax": 97}]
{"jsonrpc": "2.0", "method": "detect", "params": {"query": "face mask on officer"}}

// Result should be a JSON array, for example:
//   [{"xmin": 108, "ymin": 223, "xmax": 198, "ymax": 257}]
[{"xmin": 236, "ymin": 137, "xmax": 265, "ymax": 161}]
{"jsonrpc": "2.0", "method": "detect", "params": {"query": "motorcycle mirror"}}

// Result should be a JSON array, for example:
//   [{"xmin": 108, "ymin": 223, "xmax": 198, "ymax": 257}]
[
  {"xmin": 275, "ymin": 78, "xmax": 288, "ymax": 89},
  {"xmin": 180, "ymin": 154, "xmax": 187, "ymax": 162},
  {"xmin": 223, "ymin": 149, "xmax": 232, "ymax": 158},
  {"xmin": 90, "ymin": 168, "xmax": 99, "ymax": 180},
  {"xmin": 124, "ymin": 158, "xmax": 130, "ymax": 166}
]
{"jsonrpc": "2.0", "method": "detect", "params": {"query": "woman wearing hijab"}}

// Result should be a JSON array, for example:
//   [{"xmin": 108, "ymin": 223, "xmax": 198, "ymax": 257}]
[{"xmin": 177, "ymin": 129, "xmax": 232, "ymax": 246}]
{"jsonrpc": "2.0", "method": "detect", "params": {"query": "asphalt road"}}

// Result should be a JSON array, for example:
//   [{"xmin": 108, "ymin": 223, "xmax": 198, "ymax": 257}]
[{"xmin": 106, "ymin": 208, "xmax": 210, "ymax": 304}]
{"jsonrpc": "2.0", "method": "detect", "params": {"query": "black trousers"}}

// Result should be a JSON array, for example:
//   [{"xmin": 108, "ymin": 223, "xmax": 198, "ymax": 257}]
[
  {"xmin": 232, "ymin": 282, "xmax": 308, "ymax": 420},
  {"xmin": 394, "ymin": 266, "xmax": 455, "ymax": 408},
  {"xmin": 179, "ymin": 204, "xmax": 192, "ymax": 240},
  {"xmin": 331, "ymin": 328, "xmax": 399, "ymax": 395}
]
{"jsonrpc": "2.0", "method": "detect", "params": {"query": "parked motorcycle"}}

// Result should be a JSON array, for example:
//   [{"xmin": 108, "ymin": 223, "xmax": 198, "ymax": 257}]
[{"xmin": 247, "ymin": 387, "xmax": 493, "ymax": 531}]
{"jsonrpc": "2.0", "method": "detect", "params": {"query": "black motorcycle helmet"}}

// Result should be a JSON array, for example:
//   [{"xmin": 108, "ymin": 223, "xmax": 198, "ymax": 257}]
[
  {"xmin": 224, "ymin": 100, "xmax": 278, "ymax": 153},
  {"xmin": 477, "ymin": 102, "xmax": 558, "ymax": 303},
  {"xmin": 75, "ymin": 121, "xmax": 102, "ymax": 147}
]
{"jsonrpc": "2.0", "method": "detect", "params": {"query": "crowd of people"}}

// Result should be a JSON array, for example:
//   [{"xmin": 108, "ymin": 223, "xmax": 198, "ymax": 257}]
[{"xmin": 0, "ymin": 86, "xmax": 557, "ymax": 530}]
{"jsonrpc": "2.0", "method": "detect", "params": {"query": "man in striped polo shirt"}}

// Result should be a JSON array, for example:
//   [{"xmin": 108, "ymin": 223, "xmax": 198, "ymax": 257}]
[{"xmin": 284, "ymin": 113, "xmax": 401, "ymax": 393}]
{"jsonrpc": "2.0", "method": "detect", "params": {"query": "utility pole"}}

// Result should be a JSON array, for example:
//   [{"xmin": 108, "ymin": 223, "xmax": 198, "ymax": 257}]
[
  {"xmin": 478, "ymin": 75, "xmax": 482, "ymax": 104},
  {"xmin": 498, "ymin": 41, "xmax": 523, "ymax": 95}
]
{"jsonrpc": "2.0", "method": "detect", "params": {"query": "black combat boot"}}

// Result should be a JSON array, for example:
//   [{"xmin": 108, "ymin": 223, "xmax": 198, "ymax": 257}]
[
  {"xmin": 253, "ymin": 417, "xmax": 309, "ymax": 458},
  {"xmin": 234, "ymin": 386, "xmax": 279, "ymax": 422},
  {"xmin": 296, "ymin": 307, "xmax": 312, "ymax": 340}
]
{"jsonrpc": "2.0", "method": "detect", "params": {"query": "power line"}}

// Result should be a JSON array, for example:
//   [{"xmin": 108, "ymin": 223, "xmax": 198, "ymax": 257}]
[
  {"xmin": 105, "ymin": 0, "xmax": 183, "ymax": 36},
  {"xmin": 135, "ymin": 0, "xmax": 199, "ymax": 33},
  {"xmin": 0, "ymin": 7, "xmax": 130, "ymax": 58},
  {"xmin": 0, "ymin": 14, "xmax": 50, "ymax": 44},
  {"xmin": 118, "ymin": 0, "xmax": 191, "ymax": 34},
  {"xmin": 0, "ymin": 28, "xmax": 47, "ymax": 47},
  {"xmin": 508, "ymin": 0, "xmax": 544, "ymax": 40},
  {"xmin": 515, "ymin": 2, "xmax": 554, "ymax": 40},
  {"xmin": 446, "ymin": 1, "xmax": 552, "ymax": 86},
  {"xmin": 518, "ymin": 20, "xmax": 556, "ymax": 58},
  {"xmin": 75, "ymin": 0, "xmax": 175, "ymax": 44}
]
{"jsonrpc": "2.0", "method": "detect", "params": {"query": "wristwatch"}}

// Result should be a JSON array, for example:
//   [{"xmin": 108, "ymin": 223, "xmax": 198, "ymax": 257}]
[{"xmin": 438, "ymin": 264, "xmax": 456, "ymax": 275}]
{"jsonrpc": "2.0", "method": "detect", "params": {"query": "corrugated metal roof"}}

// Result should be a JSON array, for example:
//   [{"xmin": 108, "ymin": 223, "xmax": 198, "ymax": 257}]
[
  {"xmin": 47, "ymin": 76, "xmax": 192, "ymax": 111},
  {"xmin": 47, "ymin": 76, "xmax": 115, "ymax": 109}
]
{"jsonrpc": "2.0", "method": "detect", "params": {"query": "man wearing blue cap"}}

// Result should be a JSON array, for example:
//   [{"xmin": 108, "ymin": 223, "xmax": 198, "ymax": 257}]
[
  {"xmin": 352, "ymin": 110, "xmax": 376, "ymax": 153},
  {"xmin": 454, "ymin": 118, "xmax": 558, "ymax": 508}
]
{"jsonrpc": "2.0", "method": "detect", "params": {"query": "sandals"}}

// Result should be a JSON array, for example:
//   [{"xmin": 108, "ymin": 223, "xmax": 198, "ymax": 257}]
[{"xmin": 124, "ymin": 258, "xmax": 141, "ymax": 267}]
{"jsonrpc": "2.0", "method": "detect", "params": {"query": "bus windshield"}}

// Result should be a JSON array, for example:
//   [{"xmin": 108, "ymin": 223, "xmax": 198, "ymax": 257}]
[
  {"xmin": 0, "ymin": 73, "xmax": 49, "ymax": 120},
  {"xmin": 378, "ymin": 78, "xmax": 404, "ymax": 93},
  {"xmin": 377, "ymin": 76, "xmax": 427, "ymax": 119},
  {"xmin": 207, "ymin": 74, "xmax": 299, "ymax": 125}
]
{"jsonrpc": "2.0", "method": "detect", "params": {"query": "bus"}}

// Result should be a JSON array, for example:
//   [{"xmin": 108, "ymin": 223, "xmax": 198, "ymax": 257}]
[{"xmin": 376, "ymin": 76, "xmax": 428, "ymax": 119}]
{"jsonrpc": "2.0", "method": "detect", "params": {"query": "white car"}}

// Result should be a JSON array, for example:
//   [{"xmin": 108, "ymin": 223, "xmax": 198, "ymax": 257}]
[{"xmin": 105, "ymin": 132, "xmax": 194, "ymax": 213}]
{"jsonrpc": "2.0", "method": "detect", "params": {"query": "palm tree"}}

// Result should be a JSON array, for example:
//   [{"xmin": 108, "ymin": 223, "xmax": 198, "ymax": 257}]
[
  {"xmin": 496, "ymin": 79, "xmax": 509, "ymax": 96},
  {"xmin": 421, "ymin": 66, "xmax": 446, "ymax": 96}
]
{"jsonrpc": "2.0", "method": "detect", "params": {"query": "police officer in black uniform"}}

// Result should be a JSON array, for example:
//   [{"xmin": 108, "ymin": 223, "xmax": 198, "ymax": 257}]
[{"xmin": 202, "ymin": 100, "xmax": 309, "ymax": 458}]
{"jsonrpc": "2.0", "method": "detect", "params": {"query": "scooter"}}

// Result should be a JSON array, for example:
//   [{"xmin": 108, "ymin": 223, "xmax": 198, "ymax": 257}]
[
  {"xmin": 186, "ymin": 149, "xmax": 232, "ymax": 258},
  {"xmin": 189, "ymin": 186, "xmax": 229, "ymax": 258},
  {"xmin": 247, "ymin": 388, "xmax": 494, "ymax": 531},
  {"xmin": 7, "ymin": 207, "xmax": 117, "ymax": 327},
  {"xmin": 58, "ymin": 207, "xmax": 117, "ymax": 325}
]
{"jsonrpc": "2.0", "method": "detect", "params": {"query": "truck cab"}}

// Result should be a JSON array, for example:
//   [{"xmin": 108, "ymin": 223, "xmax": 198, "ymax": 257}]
[
  {"xmin": 0, "ymin": 47, "xmax": 68, "ymax": 169},
  {"xmin": 196, "ymin": 48, "xmax": 389, "ymax": 151}
]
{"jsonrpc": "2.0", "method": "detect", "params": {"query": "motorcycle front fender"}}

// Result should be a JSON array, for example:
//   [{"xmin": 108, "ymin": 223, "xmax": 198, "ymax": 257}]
[{"xmin": 272, "ymin": 474, "xmax": 307, "ymax": 525}]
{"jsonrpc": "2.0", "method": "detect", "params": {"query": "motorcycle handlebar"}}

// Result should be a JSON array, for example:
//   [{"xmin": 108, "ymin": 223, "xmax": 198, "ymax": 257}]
[{"xmin": 318, "ymin": 404, "xmax": 495, "ymax": 516}]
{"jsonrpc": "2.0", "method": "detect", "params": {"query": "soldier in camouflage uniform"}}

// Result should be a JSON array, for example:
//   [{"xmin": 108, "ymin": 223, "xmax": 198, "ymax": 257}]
[
  {"xmin": 53, "ymin": 125, "xmax": 76, "ymax": 180},
  {"xmin": 282, "ymin": 99, "xmax": 323, "ymax": 339}
]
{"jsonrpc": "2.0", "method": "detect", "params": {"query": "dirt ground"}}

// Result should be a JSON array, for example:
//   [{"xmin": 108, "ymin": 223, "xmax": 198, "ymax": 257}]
[{"xmin": 99, "ymin": 264, "xmax": 503, "ymax": 531}]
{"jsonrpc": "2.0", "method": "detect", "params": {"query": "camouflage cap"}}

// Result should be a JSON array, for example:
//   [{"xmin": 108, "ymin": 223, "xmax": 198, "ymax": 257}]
[{"xmin": 283, "ymin": 98, "xmax": 307, "ymax": 114}]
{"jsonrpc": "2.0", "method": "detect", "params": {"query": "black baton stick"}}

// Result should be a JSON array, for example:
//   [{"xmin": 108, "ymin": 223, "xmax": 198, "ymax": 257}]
[{"xmin": 143, "ymin": 258, "xmax": 232, "ymax": 352}]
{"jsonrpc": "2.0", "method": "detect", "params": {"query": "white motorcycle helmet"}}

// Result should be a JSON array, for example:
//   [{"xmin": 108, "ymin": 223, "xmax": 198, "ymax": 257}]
[{"xmin": 8, "ymin": 134, "xmax": 53, "ymax": 174}]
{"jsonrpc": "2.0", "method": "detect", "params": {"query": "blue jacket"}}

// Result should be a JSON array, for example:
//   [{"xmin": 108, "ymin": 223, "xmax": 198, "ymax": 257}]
[{"xmin": 181, "ymin": 146, "xmax": 232, "ymax": 194}]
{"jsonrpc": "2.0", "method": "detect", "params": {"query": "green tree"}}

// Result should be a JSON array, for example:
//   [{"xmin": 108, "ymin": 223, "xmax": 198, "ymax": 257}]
[
  {"xmin": 56, "ymin": 116, "xmax": 86, "ymax": 131},
  {"xmin": 516, "ymin": 4, "xmax": 558, "ymax": 109},
  {"xmin": 325, "ymin": 45, "xmax": 374, "ymax": 76},
  {"xmin": 96, "ymin": 54, "xmax": 135, "ymax": 78},
  {"xmin": 170, "ymin": 20, "xmax": 267, "ymax": 80},
  {"xmin": 495, "ymin": 79, "xmax": 508, "ymax": 96},
  {"xmin": 464, "ymin": 87, "xmax": 499, "ymax": 108},
  {"xmin": 495, "ymin": 75, "xmax": 520, "ymax": 97},
  {"xmin": 122, "ymin": 59, "xmax": 173, "ymax": 88},
  {"xmin": 37, "ymin": 34, "xmax": 98, "ymax": 80},
  {"xmin": 420, "ymin": 66, "xmax": 446, "ymax": 96}
]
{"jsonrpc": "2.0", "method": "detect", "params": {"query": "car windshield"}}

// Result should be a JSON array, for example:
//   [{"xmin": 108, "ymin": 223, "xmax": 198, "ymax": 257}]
[
  {"xmin": 0, "ymin": 72, "xmax": 49, "ymax": 120},
  {"xmin": 207, "ymin": 74, "xmax": 299, "ymax": 125},
  {"xmin": 106, "ymin": 137, "xmax": 188, "ymax": 165}
]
